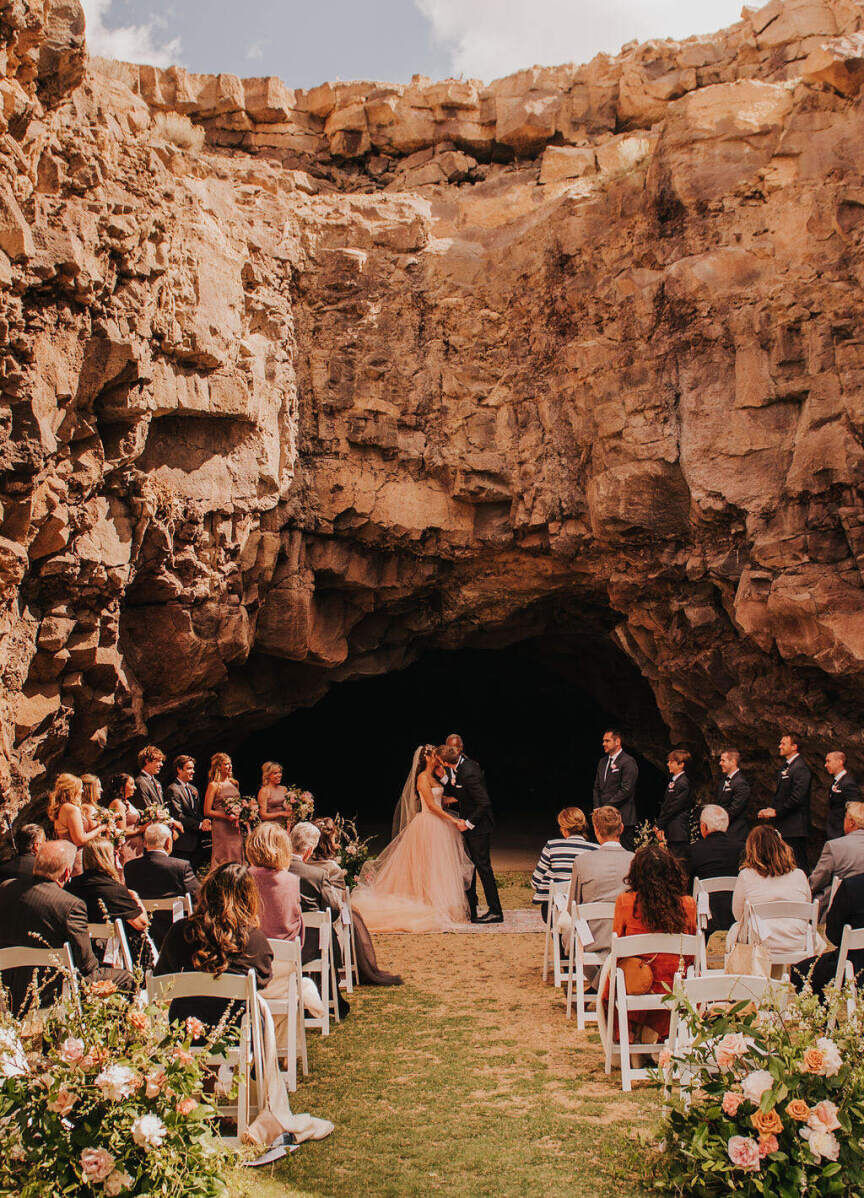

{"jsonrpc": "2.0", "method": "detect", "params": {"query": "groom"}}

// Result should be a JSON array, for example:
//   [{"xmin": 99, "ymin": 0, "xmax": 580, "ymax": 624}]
[{"xmin": 440, "ymin": 735, "xmax": 503, "ymax": 924}]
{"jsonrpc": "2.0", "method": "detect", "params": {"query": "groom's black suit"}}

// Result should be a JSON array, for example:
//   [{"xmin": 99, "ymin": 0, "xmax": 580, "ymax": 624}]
[{"xmin": 446, "ymin": 755, "xmax": 502, "ymax": 919}]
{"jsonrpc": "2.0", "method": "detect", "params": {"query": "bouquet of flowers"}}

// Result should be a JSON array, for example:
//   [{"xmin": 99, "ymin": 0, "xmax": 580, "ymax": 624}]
[
  {"xmin": 633, "ymin": 820, "xmax": 664, "ymax": 851},
  {"xmin": 284, "ymin": 786, "xmax": 315, "ymax": 824},
  {"xmin": 0, "ymin": 976, "xmax": 235, "ymax": 1196},
  {"xmin": 140, "ymin": 804, "xmax": 171, "ymax": 828},
  {"xmin": 224, "ymin": 795, "xmax": 259, "ymax": 837},
  {"xmin": 647, "ymin": 980, "xmax": 864, "ymax": 1195},
  {"xmin": 333, "ymin": 814, "xmax": 372, "ymax": 889},
  {"xmin": 98, "ymin": 808, "xmax": 126, "ymax": 851}
]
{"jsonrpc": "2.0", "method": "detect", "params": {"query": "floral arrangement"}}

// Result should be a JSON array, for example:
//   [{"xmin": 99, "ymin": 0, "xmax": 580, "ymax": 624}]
[
  {"xmin": 283, "ymin": 786, "xmax": 315, "ymax": 824},
  {"xmin": 224, "ymin": 796, "xmax": 259, "ymax": 837},
  {"xmin": 333, "ymin": 814, "xmax": 372, "ymax": 889},
  {"xmin": 0, "ymin": 977, "xmax": 236, "ymax": 1196},
  {"xmin": 633, "ymin": 820, "xmax": 664, "ymax": 851},
  {"xmin": 99, "ymin": 808, "xmax": 127, "ymax": 850},
  {"xmin": 140, "ymin": 804, "xmax": 172, "ymax": 828},
  {"xmin": 648, "ymin": 981, "xmax": 864, "ymax": 1195}
]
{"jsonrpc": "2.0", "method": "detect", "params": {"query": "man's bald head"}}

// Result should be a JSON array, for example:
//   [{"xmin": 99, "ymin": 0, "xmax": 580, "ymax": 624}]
[{"xmin": 34, "ymin": 840, "xmax": 76, "ymax": 881}]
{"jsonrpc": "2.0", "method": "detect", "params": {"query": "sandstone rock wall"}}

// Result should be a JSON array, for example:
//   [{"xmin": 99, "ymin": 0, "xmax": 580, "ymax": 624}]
[{"xmin": 1, "ymin": 0, "xmax": 863, "ymax": 816}]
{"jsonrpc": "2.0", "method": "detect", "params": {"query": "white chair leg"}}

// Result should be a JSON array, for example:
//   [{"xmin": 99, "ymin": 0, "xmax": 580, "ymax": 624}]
[
  {"xmin": 330, "ymin": 950, "xmax": 340, "ymax": 1025},
  {"xmin": 602, "ymin": 962, "xmax": 614, "ymax": 1075},
  {"xmin": 576, "ymin": 962, "xmax": 586, "ymax": 1031},
  {"xmin": 237, "ymin": 1030, "xmax": 249, "ymax": 1140},
  {"xmin": 320, "ymin": 958, "xmax": 330, "ymax": 1037},
  {"xmin": 617, "ymin": 978, "xmax": 632, "ymax": 1093},
  {"xmin": 553, "ymin": 925, "xmax": 562, "ymax": 988},
  {"xmin": 566, "ymin": 939, "xmax": 575, "ymax": 1020},
  {"xmin": 297, "ymin": 978, "xmax": 309, "ymax": 1075},
  {"xmin": 285, "ymin": 980, "xmax": 298, "ymax": 1092},
  {"xmin": 542, "ymin": 911, "xmax": 552, "ymax": 982}
]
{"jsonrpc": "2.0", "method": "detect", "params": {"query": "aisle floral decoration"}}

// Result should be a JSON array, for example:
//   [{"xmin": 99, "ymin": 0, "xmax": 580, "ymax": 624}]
[
  {"xmin": 0, "ymin": 977, "xmax": 236, "ymax": 1196},
  {"xmin": 647, "ymin": 980, "xmax": 864, "ymax": 1196},
  {"xmin": 333, "ymin": 814, "xmax": 372, "ymax": 888}
]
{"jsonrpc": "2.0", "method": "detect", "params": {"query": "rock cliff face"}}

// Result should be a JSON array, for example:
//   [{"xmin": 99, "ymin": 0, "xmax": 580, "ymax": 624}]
[{"xmin": 1, "ymin": 0, "xmax": 864, "ymax": 813}]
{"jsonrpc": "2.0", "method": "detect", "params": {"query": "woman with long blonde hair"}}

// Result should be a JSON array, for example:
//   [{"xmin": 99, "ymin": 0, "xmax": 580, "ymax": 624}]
[
  {"xmin": 257, "ymin": 761, "xmax": 290, "ymax": 827},
  {"xmin": 203, "ymin": 752, "xmax": 243, "ymax": 866},
  {"xmin": 49, "ymin": 773, "xmax": 107, "ymax": 873}
]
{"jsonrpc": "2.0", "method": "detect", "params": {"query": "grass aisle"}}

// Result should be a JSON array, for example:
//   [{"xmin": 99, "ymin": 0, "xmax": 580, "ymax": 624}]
[{"xmin": 233, "ymin": 875, "xmax": 656, "ymax": 1198}]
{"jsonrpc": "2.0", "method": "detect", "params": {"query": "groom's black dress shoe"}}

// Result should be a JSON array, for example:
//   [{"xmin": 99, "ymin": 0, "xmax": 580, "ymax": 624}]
[{"xmin": 476, "ymin": 911, "xmax": 504, "ymax": 924}]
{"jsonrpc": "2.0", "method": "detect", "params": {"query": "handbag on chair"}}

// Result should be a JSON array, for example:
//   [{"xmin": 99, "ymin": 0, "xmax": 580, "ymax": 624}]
[
  {"xmin": 620, "ymin": 956, "xmax": 655, "ymax": 995},
  {"xmin": 725, "ymin": 908, "xmax": 771, "ymax": 977}
]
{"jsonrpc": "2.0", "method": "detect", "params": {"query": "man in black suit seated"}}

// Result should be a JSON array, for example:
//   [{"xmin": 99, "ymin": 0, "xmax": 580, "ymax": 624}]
[
  {"xmin": 165, "ymin": 755, "xmax": 210, "ymax": 870},
  {"xmin": 717, "ymin": 749, "xmax": 751, "ymax": 844},
  {"xmin": 124, "ymin": 822, "xmax": 201, "ymax": 949},
  {"xmin": 792, "ymin": 873, "xmax": 864, "ymax": 996},
  {"xmin": 758, "ymin": 732, "xmax": 812, "ymax": 873},
  {"xmin": 0, "ymin": 823, "xmax": 45, "ymax": 883},
  {"xmin": 592, "ymin": 728, "xmax": 639, "ymax": 851},
  {"xmin": 688, "ymin": 804, "xmax": 741, "ymax": 936},
  {"xmin": 0, "ymin": 841, "xmax": 133, "ymax": 1015},
  {"xmin": 288, "ymin": 821, "xmax": 349, "ymax": 1017},
  {"xmin": 134, "ymin": 744, "xmax": 166, "ymax": 811},
  {"xmin": 824, "ymin": 750, "xmax": 861, "ymax": 841}
]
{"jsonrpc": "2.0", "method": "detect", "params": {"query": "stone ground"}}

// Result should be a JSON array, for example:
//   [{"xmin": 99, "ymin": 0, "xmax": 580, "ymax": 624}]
[{"xmin": 231, "ymin": 872, "xmax": 656, "ymax": 1198}]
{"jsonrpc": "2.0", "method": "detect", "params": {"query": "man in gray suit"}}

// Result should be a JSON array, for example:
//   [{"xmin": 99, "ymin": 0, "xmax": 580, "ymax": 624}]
[
  {"xmin": 809, "ymin": 801, "xmax": 864, "ymax": 917},
  {"xmin": 566, "ymin": 805, "xmax": 634, "ymax": 957}
]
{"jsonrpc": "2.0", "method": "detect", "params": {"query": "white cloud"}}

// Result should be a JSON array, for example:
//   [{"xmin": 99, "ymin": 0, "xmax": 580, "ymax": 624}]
[
  {"xmin": 246, "ymin": 40, "xmax": 265, "ymax": 61},
  {"xmin": 416, "ymin": 0, "xmax": 745, "ymax": 82},
  {"xmin": 80, "ymin": 0, "xmax": 181, "ymax": 66}
]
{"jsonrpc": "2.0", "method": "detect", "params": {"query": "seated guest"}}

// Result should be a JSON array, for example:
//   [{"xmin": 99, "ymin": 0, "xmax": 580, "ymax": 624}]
[
  {"xmin": 688, "ymin": 804, "xmax": 741, "ymax": 935},
  {"xmin": 0, "ymin": 824, "xmax": 45, "ymax": 882},
  {"xmin": 289, "ymin": 821, "xmax": 349, "ymax": 1015},
  {"xmin": 657, "ymin": 749, "xmax": 692, "ymax": 863},
  {"xmin": 566, "ymin": 806, "xmax": 633, "ymax": 956},
  {"xmin": 727, "ymin": 826, "xmax": 812, "ymax": 960},
  {"xmin": 0, "ymin": 841, "xmax": 133, "ymax": 1015},
  {"xmin": 67, "ymin": 838, "xmax": 150, "ymax": 968},
  {"xmin": 165, "ymin": 755, "xmax": 209, "ymax": 869},
  {"xmin": 106, "ymin": 772, "xmax": 144, "ymax": 862},
  {"xmin": 246, "ymin": 823, "xmax": 303, "ymax": 943},
  {"xmin": 809, "ymin": 801, "xmax": 864, "ymax": 917},
  {"xmin": 824, "ymin": 750, "xmax": 861, "ymax": 841},
  {"xmin": 531, "ymin": 807, "xmax": 597, "ymax": 922},
  {"xmin": 792, "ymin": 873, "xmax": 864, "ymax": 996},
  {"xmin": 311, "ymin": 817, "xmax": 402, "ymax": 987},
  {"xmin": 605, "ymin": 844, "xmax": 697, "ymax": 1041},
  {"xmin": 123, "ymin": 822, "xmax": 201, "ymax": 949}
]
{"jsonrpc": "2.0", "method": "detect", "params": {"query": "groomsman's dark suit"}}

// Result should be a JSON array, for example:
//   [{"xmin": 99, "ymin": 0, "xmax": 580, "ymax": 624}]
[
  {"xmin": 124, "ymin": 849, "xmax": 201, "ymax": 949},
  {"xmin": 0, "ymin": 877, "xmax": 132, "ymax": 1015},
  {"xmin": 593, "ymin": 750, "xmax": 638, "ymax": 849},
  {"xmin": 134, "ymin": 770, "xmax": 164, "ymax": 810},
  {"xmin": 446, "ymin": 755, "xmax": 502, "ymax": 920},
  {"xmin": 166, "ymin": 776, "xmax": 206, "ymax": 866},
  {"xmin": 657, "ymin": 772, "xmax": 692, "ymax": 862},
  {"xmin": 717, "ymin": 769, "xmax": 751, "ymax": 844},
  {"xmin": 772, "ymin": 754, "xmax": 812, "ymax": 872},
  {"xmin": 825, "ymin": 770, "xmax": 862, "ymax": 841}
]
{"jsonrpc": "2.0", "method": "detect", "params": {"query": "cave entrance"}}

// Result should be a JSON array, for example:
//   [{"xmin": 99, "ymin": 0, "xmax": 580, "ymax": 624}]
[{"xmin": 230, "ymin": 635, "xmax": 670, "ymax": 863}]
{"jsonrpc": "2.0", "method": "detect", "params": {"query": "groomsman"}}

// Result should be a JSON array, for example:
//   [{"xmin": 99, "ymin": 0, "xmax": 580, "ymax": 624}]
[
  {"xmin": 165, "ymin": 755, "xmax": 210, "ymax": 869},
  {"xmin": 134, "ymin": 745, "xmax": 165, "ymax": 809},
  {"xmin": 657, "ymin": 749, "xmax": 692, "ymax": 863},
  {"xmin": 592, "ymin": 729, "xmax": 638, "ymax": 851},
  {"xmin": 717, "ymin": 749, "xmax": 751, "ymax": 843},
  {"xmin": 824, "ymin": 751, "xmax": 861, "ymax": 841},
  {"xmin": 758, "ymin": 733, "xmax": 812, "ymax": 872}
]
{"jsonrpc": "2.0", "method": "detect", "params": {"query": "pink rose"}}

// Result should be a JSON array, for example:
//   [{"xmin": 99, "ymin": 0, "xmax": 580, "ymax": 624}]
[
  {"xmin": 810, "ymin": 1100, "xmax": 841, "ymax": 1132},
  {"xmin": 172, "ymin": 1047, "xmax": 193, "ymax": 1067},
  {"xmin": 80, "ymin": 1147, "xmax": 115, "ymax": 1183},
  {"xmin": 727, "ymin": 1136, "xmax": 761, "ymax": 1171},
  {"xmin": 59, "ymin": 1037, "xmax": 85, "ymax": 1065},
  {"xmin": 184, "ymin": 1016, "xmax": 206, "ymax": 1040},
  {"xmin": 716, "ymin": 1033, "xmax": 752, "ymax": 1071},
  {"xmin": 176, "ymin": 1096, "xmax": 197, "ymax": 1116},
  {"xmin": 145, "ymin": 1067, "xmax": 166, "ymax": 1099},
  {"xmin": 722, "ymin": 1091, "xmax": 744, "ymax": 1117},
  {"xmin": 47, "ymin": 1087, "xmax": 76, "ymax": 1116},
  {"xmin": 757, "ymin": 1133, "xmax": 779, "ymax": 1158}
]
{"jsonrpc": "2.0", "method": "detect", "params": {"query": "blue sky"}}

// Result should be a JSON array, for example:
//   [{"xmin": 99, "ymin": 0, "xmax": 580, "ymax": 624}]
[{"xmin": 82, "ymin": 0, "xmax": 747, "ymax": 88}]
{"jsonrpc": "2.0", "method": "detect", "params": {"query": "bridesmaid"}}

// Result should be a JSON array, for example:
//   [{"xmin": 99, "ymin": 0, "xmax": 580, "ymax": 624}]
[
  {"xmin": 49, "ymin": 773, "xmax": 107, "ymax": 874},
  {"xmin": 106, "ymin": 772, "xmax": 144, "ymax": 862},
  {"xmin": 258, "ymin": 761, "xmax": 289, "ymax": 828},
  {"xmin": 203, "ymin": 752, "xmax": 243, "ymax": 866}
]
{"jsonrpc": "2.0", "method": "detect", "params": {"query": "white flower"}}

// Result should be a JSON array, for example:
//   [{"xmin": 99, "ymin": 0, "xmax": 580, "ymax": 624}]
[
  {"xmin": 801, "ymin": 1126, "xmax": 841, "ymax": 1162},
  {"xmin": 816, "ymin": 1037, "xmax": 842, "ymax": 1078},
  {"xmin": 130, "ymin": 1113, "xmax": 166, "ymax": 1150},
  {"xmin": 95, "ymin": 1064, "xmax": 139, "ymax": 1101},
  {"xmin": 740, "ymin": 1069, "xmax": 774, "ymax": 1105},
  {"xmin": 59, "ymin": 1036, "xmax": 85, "ymax": 1064},
  {"xmin": 104, "ymin": 1170, "xmax": 134, "ymax": 1196},
  {"xmin": 0, "ymin": 1030, "xmax": 28, "ymax": 1079}
]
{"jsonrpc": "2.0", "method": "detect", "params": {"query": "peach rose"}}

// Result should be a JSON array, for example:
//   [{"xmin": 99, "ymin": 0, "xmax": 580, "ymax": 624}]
[
  {"xmin": 722, "ymin": 1091, "xmax": 744, "ymax": 1117},
  {"xmin": 809, "ymin": 1100, "xmax": 841, "ymax": 1132},
  {"xmin": 144, "ymin": 1067, "xmax": 166, "ymax": 1099},
  {"xmin": 801, "ymin": 1038, "xmax": 842, "ymax": 1078},
  {"xmin": 47, "ymin": 1087, "xmax": 76, "ymax": 1116},
  {"xmin": 786, "ymin": 1099, "xmax": 810, "ymax": 1122},
  {"xmin": 184, "ymin": 1016, "xmax": 206, "ymax": 1040},
  {"xmin": 172, "ymin": 1047, "xmax": 193, "ymax": 1067},
  {"xmin": 175, "ymin": 1096, "xmax": 197, "ymax": 1116},
  {"xmin": 127, "ymin": 1009, "xmax": 149, "ymax": 1032},
  {"xmin": 88, "ymin": 979, "xmax": 117, "ymax": 997},
  {"xmin": 715, "ymin": 1033, "xmax": 753, "ymax": 1071},
  {"xmin": 757, "ymin": 1133, "xmax": 779, "ymax": 1158},
  {"xmin": 751, "ymin": 1109, "xmax": 783, "ymax": 1137},
  {"xmin": 727, "ymin": 1135, "xmax": 761, "ymax": 1171}
]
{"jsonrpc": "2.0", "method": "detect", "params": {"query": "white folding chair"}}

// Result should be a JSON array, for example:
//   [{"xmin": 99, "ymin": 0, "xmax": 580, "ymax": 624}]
[
  {"xmin": 542, "ymin": 881, "xmax": 570, "ymax": 987},
  {"xmin": 264, "ymin": 937, "xmax": 308, "ymax": 1092},
  {"xmin": 0, "ymin": 943, "xmax": 79, "ymax": 1015},
  {"xmin": 747, "ymin": 900, "xmax": 819, "ymax": 974},
  {"xmin": 667, "ymin": 972, "xmax": 781, "ymax": 1060},
  {"xmin": 302, "ymin": 910, "xmax": 339, "ymax": 1035},
  {"xmin": 603, "ymin": 932, "xmax": 706, "ymax": 1091},
  {"xmin": 565, "ymin": 901, "xmax": 616, "ymax": 1028},
  {"xmin": 692, "ymin": 877, "xmax": 737, "ymax": 932},
  {"xmin": 140, "ymin": 894, "xmax": 194, "ymax": 918},
  {"xmin": 832, "ymin": 925, "xmax": 864, "ymax": 1019},
  {"xmin": 336, "ymin": 895, "xmax": 358, "ymax": 994},
  {"xmin": 87, "ymin": 920, "xmax": 134, "ymax": 972},
  {"xmin": 146, "ymin": 968, "xmax": 262, "ymax": 1143}
]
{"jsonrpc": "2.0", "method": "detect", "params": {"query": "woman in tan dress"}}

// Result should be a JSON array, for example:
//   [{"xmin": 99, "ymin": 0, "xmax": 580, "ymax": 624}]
[
  {"xmin": 257, "ymin": 761, "xmax": 290, "ymax": 828},
  {"xmin": 49, "ymin": 773, "xmax": 108, "ymax": 875},
  {"xmin": 203, "ymin": 752, "xmax": 243, "ymax": 866}
]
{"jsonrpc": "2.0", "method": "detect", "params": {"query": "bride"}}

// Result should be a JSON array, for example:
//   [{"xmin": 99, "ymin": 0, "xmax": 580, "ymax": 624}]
[{"xmin": 352, "ymin": 745, "xmax": 475, "ymax": 932}]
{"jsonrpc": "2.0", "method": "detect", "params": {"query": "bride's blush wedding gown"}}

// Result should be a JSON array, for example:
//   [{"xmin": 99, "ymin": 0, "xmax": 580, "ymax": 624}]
[{"xmin": 352, "ymin": 785, "xmax": 474, "ymax": 932}]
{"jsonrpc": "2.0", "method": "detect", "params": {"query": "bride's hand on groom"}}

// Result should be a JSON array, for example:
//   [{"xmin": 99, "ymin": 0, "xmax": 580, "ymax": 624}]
[{"xmin": 455, "ymin": 818, "xmax": 468, "ymax": 831}]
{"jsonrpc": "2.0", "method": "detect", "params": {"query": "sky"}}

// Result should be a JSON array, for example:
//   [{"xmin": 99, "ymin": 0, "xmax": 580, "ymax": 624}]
[{"xmin": 81, "ymin": 0, "xmax": 747, "ymax": 88}]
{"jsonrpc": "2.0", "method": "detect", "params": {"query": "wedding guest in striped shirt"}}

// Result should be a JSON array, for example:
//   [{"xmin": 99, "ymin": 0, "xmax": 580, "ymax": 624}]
[{"xmin": 531, "ymin": 807, "xmax": 597, "ymax": 921}]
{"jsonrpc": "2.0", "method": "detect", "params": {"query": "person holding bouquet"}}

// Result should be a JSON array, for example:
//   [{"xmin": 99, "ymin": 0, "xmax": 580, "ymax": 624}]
[
  {"xmin": 258, "ymin": 761, "xmax": 290, "ymax": 828},
  {"xmin": 203, "ymin": 752, "xmax": 244, "ymax": 865}
]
